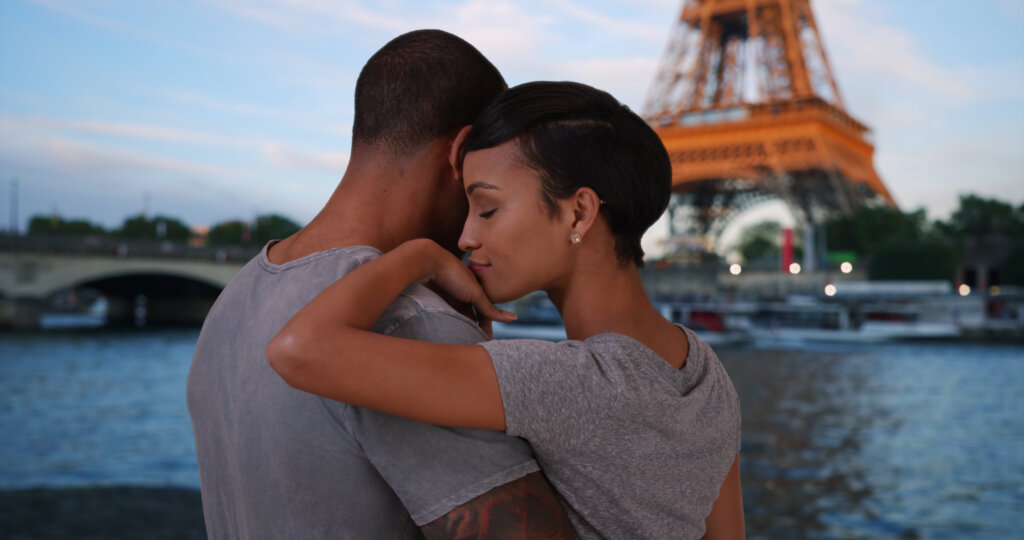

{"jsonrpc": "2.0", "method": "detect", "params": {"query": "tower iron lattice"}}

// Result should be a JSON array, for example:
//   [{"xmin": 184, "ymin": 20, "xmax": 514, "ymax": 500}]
[{"xmin": 644, "ymin": 0, "xmax": 896, "ymax": 251}]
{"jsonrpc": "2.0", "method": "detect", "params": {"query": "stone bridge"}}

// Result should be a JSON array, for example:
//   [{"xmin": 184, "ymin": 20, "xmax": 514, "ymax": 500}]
[{"xmin": 0, "ymin": 236, "xmax": 254, "ymax": 329}]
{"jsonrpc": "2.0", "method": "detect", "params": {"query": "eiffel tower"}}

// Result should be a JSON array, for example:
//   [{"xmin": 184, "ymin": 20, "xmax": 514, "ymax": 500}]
[{"xmin": 644, "ymin": 0, "xmax": 897, "ymax": 251}]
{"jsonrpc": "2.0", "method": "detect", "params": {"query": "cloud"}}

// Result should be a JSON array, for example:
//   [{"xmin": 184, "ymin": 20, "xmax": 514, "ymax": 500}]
[
  {"xmin": 0, "ymin": 122, "xmax": 331, "ymax": 228},
  {"xmin": 162, "ymin": 91, "xmax": 309, "ymax": 123},
  {"xmin": 813, "ymin": 0, "xmax": 978, "ymax": 107},
  {"xmin": 996, "ymin": 0, "xmax": 1024, "ymax": 19},
  {"xmin": 260, "ymin": 141, "xmax": 348, "ymax": 173},
  {"xmin": 210, "ymin": 0, "xmax": 558, "ymax": 75},
  {"xmin": 805, "ymin": 0, "xmax": 1024, "ymax": 219},
  {"xmin": 2, "ymin": 114, "xmax": 241, "ymax": 146},
  {"xmin": 209, "ymin": 0, "xmax": 411, "ymax": 34},
  {"xmin": 27, "ymin": 0, "xmax": 227, "ymax": 61},
  {"xmin": 0, "ymin": 116, "xmax": 230, "ymax": 179},
  {"xmin": 546, "ymin": 0, "xmax": 667, "ymax": 44},
  {"xmin": 1, "ymin": 113, "xmax": 349, "ymax": 180},
  {"xmin": 37, "ymin": 136, "xmax": 235, "ymax": 178},
  {"xmin": 561, "ymin": 56, "xmax": 661, "ymax": 109}
]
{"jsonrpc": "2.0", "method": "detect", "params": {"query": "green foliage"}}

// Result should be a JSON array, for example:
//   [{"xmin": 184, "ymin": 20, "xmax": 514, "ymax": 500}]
[
  {"xmin": 822, "ymin": 194, "xmax": 1024, "ymax": 282},
  {"xmin": 737, "ymin": 221, "xmax": 780, "ymax": 263},
  {"xmin": 824, "ymin": 206, "xmax": 927, "ymax": 255},
  {"xmin": 113, "ymin": 214, "xmax": 191, "ymax": 241},
  {"xmin": 206, "ymin": 214, "xmax": 301, "ymax": 246},
  {"xmin": 735, "ymin": 221, "xmax": 802, "ymax": 264},
  {"xmin": 937, "ymin": 195, "xmax": 1024, "ymax": 238},
  {"xmin": 867, "ymin": 239, "xmax": 958, "ymax": 281},
  {"xmin": 206, "ymin": 220, "xmax": 248, "ymax": 246},
  {"xmin": 27, "ymin": 214, "xmax": 106, "ymax": 236},
  {"xmin": 253, "ymin": 214, "xmax": 300, "ymax": 245},
  {"xmin": 1003, "ymin": 240, "xmax": 1024, "ymax": 286}
]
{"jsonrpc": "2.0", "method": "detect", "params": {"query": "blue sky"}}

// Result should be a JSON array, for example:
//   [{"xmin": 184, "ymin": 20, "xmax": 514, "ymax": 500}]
[{"xmin": 1, "ymin": 0, "xmax": 1022, "ymax": 249}]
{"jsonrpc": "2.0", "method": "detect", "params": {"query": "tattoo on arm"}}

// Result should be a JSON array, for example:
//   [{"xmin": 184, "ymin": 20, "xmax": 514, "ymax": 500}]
[{"xmin": 421, "ymin": 471, "xmax": 576, "ymax": 540}]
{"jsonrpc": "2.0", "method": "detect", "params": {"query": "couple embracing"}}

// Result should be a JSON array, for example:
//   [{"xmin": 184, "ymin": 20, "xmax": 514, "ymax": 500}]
[{"xmin": 188, "ymin": 29, "xmax": 743, "ymax": 539}]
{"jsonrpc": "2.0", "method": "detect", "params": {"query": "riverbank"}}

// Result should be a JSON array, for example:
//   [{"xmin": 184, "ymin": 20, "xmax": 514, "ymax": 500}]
[{"xmin": 0, "ymin": 486, "xmax": 205, "ymax": 539}]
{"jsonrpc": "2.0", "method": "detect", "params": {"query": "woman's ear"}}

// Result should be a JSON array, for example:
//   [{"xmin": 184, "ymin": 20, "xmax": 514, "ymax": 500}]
[
  {"xmin": 448, "ymin": 125, "xmax": 473, "ymax": 180},
  {"xmin": 569, "ymin": 187, "xmax": 601, "ymax": 238}
]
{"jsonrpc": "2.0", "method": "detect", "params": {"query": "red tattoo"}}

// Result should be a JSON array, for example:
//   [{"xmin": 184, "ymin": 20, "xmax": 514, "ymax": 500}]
[{"xmin": 421, "ymin": 471, "xmax": 576, "ymax": 539}]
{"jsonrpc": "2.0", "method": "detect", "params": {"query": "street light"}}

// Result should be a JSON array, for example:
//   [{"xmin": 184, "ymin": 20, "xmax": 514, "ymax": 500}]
[
  {"xmin": 789, "ymin": 262, "xmax": 801, "ymax": 274},
  {"xmin": 729, "ymin": 263, "xmax": 742, "ymax": 275},
  {"xmin": 840, "ymin": 261, "xmax": 853, "ymax": 274},
  {"xmin": 9, "ymin": 177, "xmax": 18, "ymax": 235}
]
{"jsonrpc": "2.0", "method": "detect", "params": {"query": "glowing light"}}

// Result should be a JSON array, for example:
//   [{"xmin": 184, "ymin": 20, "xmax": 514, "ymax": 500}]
[
  {"xmin": 958, "ymin": 284, "xmax": 971, "ymax": 296},
  {"xmin": 729, "ymin": 264, "xmax": 742, "ymax": 275},
  {"xmin": 840, "ymin": 261, "xmax": 853, "ymax": 274},
  {"xmin": 824, "ymin": 283, "xmax": 837, "ymax": 296},
  {"xmin": 789, "ymin": 262, "xmax": 801, "ymax": 274}
]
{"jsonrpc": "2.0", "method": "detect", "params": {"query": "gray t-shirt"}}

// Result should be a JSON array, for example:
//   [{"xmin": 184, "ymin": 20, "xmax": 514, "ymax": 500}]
[
  {"xmin": 187, "ymin": 244, "xmax": 539, "ymax": 539},
  {"xmin": 482, "ymin": 326, "xmax": 741, "ymax": 540}
]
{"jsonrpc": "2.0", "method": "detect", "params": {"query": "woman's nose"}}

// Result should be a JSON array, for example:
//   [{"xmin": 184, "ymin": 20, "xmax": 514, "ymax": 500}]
[{"xmin": 458, "ymin": 222, "xmax": 481, "ymax": 253}]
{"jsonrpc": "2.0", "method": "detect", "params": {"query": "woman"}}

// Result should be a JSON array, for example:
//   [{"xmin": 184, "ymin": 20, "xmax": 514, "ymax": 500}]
[{"xmin": 268, "ymin": 81, "xmax": 744, "ymax": 539}]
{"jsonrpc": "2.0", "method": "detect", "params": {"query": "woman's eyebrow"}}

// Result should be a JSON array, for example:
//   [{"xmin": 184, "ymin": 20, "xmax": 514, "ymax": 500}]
[{"xmin": 466, "ymin": 182, "xmax": 500, "ymax": 195}]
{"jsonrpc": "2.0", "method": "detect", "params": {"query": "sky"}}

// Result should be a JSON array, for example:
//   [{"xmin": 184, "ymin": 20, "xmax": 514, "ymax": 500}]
[{"xmin": 1, "ymin": 0, "xmax": 1022, "ymax": 251}]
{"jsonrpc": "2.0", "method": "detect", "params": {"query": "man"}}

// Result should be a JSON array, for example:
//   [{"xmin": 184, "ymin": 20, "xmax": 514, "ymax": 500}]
[{"xmin": 187, "ymin": 29, "xmax": 575, "ymax": 539}]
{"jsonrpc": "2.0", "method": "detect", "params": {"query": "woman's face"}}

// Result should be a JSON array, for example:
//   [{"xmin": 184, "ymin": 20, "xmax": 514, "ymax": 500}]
[{"xmin": 459, "ymin": 140, "xmax": 573, "ymax": 304}]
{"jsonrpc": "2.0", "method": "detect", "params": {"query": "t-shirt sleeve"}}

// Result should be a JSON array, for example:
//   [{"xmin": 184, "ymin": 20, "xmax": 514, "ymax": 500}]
[
  {"xmin": 345, "ymin": 294, "xmax": 540, "ymax": 526},
  {"xmin": 481, "ymin": 338, "xmax": 612, "ymax": 450}
]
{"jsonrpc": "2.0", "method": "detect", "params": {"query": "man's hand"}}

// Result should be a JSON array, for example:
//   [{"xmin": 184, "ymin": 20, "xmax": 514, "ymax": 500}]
[{"xmin": 421, "ymin": 471, "xmax": 576, "ymax": 539}]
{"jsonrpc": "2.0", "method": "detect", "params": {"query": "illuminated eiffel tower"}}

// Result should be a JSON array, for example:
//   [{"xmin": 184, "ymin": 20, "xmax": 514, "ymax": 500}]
[{"xmin": 644, "ymin": 0, "xmax": 897, "ymax": 252}]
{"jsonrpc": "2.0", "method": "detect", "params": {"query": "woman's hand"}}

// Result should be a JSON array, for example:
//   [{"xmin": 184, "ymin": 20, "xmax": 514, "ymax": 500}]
[
  {"xmin": 411, "ymin": 239, "xmax": 517, "ymax": 335},
  {"xmin": 267, "ymin": 237, "xmax": 510, "ymax": 431}
]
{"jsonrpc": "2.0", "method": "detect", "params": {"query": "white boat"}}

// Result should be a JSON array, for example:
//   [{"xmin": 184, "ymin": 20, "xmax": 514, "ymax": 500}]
[
  {"xmin": 38, "ymin": 288, "xmax": 109, "ymax": 329},
  {"xmin": 493, "ymin": 294, "xmax": 567, "ymax": 341},
  {"xmin": 745, "ymin": 294, "xmax": 964, "ymax": 343},
  {"xmin": 655, "ymin": 301, "xmax": 755, "ymax": 347},
  {"xmin": 492, "ymin": 321, "xmax": 567, "ymax": 341}
]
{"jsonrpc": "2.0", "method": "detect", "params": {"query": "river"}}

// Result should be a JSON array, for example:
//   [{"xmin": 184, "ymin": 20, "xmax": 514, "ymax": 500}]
[{"xmin": 1, "ymin": 329, "xmax": 1021, "ymax": 539}]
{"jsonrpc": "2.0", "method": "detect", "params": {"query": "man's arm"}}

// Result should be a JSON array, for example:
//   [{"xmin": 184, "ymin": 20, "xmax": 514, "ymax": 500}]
[
  {"xmin": 421, "ymin": 471, "xmax": 576, "ymax": 539},
  {"xmin": 702, "ymin": 453, "xmax": 745, "ymax": 540}
]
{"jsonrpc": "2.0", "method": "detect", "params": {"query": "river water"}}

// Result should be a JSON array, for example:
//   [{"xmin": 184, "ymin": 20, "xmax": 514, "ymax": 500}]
[{"xmin": 1, "ymin": 329, "xmax": 1021, "ymax": 539}]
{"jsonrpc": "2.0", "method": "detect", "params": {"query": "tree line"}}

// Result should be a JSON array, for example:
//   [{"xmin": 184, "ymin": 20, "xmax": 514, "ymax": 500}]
[
  {"xmin": 734, "ymin": 194, "xmax": 1024, "ymax": 284},
  {"xmin": 21, "ymin": 194, "xmax": 1024, "ymax": 284},
  {"xmin": 24, "ymin": 212, "xmax": 301, "ymax": 247}
]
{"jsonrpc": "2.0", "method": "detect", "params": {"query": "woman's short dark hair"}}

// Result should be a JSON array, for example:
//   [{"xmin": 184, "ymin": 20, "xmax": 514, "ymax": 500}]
[
  {"xmin": 353, "ymin": 29, "xmax": 506, "ymax": 154},
  {"xmin": 462, "ymin": 81, "xmax": 671, "ymax": 267}
]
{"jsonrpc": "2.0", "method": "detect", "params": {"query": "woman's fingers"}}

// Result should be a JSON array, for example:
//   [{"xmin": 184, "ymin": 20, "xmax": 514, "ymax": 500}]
[
  {"xmin": 469, "ymin": 293, "xmax": 517, "ymax": 324},
  {"xmin": 426, "ymin": 248, "xmax": 516, "ymax": 324},
  {"xmin": 478, "ymin": 316, "xmax": 494, "ymax": 340}
]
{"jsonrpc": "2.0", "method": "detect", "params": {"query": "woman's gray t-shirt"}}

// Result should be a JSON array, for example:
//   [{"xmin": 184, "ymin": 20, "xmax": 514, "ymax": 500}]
[{"xmin": 482, "ymin": 326, "xmax": 741, "ymax": 539}]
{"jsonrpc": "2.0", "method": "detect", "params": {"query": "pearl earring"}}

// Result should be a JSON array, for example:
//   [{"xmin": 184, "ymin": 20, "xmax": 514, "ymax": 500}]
[{"xmin": 570, "ymin": 233, "xmax": 581, "ymax": 245}]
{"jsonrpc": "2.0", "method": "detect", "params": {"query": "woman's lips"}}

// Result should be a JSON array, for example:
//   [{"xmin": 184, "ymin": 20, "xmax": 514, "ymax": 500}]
[{"xmin": 466, "ymin": 260, "xmax": 490, "ymax": 272}]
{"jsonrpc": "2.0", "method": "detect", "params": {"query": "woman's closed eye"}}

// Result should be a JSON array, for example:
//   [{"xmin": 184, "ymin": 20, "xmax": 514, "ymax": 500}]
[{"xmin": 478, "ymin": 208, "xmax": 497, "ymax": 219}]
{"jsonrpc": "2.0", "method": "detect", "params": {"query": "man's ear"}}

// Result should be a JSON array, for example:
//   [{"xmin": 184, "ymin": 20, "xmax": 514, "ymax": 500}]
[{"xmin": 448, "ymin": 125, "xmax": 473, "ymax": 180}]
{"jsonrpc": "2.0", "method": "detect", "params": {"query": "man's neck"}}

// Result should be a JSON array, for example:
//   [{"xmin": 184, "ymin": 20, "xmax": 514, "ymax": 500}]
[{"xmin": 267, "ymin": 152, "xmax": 441, "ymax": 265}]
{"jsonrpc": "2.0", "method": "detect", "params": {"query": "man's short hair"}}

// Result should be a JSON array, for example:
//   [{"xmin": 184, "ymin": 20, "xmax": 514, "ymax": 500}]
[{"xmin": 352, "ymin": 29, "xmax": 506, "ymax": 154}]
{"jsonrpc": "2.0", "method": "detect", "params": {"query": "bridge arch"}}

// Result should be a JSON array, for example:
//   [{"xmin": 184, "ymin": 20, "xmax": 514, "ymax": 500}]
[
  {"xmin": 0, "ymin": 251, "xmax": 243, "ymax": 329},
  {"xmin": 54, "ymin": 271, "xmax": 226, "ymax": 326}
]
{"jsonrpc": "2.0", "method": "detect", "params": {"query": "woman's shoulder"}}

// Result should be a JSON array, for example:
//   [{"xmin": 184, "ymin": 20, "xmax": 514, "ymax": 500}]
[{"xmin": 481, "ymin": 336, "xmax": 590, "ymax": 364}]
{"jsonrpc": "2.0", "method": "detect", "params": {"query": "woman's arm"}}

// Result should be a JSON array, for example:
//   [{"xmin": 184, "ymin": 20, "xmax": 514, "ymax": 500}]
[
  {"xmin": 701, "ymin": 453, "xmax": 745, "ymax": 539},
  {"xmin": 266, "ymin": 238, "xmax": 516, "ymax": 430}
]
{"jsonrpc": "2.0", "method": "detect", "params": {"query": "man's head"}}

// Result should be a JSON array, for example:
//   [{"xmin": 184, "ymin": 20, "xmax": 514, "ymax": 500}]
[
  {"xmin": 349, "ymin": 30, "xmax": 505, "ymax": 254},
  {"xmin": 352, "ymin": 29, "xmax": 506, "ymax": 156}
]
